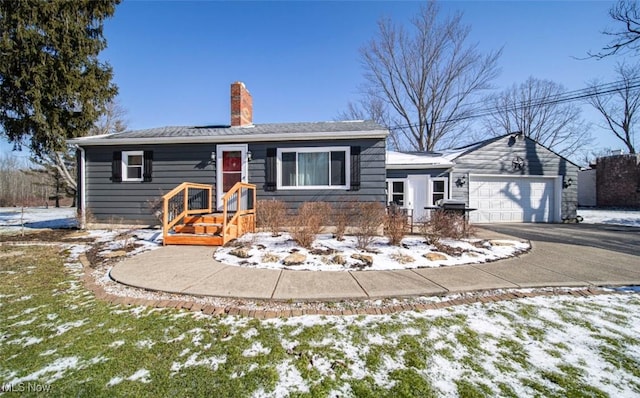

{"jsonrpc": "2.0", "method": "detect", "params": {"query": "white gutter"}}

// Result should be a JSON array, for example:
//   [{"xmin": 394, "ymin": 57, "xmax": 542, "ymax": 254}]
[
  {"xmin": 77, "ymin": 146, "xmax": 86, "ymax": 229},
  {"xmin": 68, "ymin": 129, "xmax": 389, "ymax": 146},
  {"xmin": 386, "ymin": 163, "xmax": 455, "ymax": 169}
]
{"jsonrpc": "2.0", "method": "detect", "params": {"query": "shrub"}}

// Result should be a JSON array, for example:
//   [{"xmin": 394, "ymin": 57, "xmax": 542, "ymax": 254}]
[
  {"xmin": 290, "ymin": 202, "xmax": 331, "ymax": 248},
  {"xmin": 332, "ymin": 201, "xmax": 355, "ymax": 241},
  {"xmin": 420, "ymin": 210, "xmax": 473, "ymax": 244},
  {"xmin": 257, "ymin": 199, "xmax": 287, "ymax": 236},
  {"xmin": 352, "ymin": 201, "xmax": 386, "ymax": 250},
  {"xmin": 385, "ymin": 204, "xmax": 408, "ymax": 246}
]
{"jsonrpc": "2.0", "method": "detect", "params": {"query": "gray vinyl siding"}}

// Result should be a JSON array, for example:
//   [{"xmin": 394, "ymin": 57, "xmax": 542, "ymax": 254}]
[
  {"xmin": 249, "ymin": 138, "xmax": 386, "ymax": 213},
  {"xmin": 451, "ymin": 135, "xmax": 579, "ymax": 221},
  {"xmin": 82, "ymin": 138, "xmax": 386, "ymax": 224},
  {"xmin": 84, "ymin": 144, "xmax": 216, "ymax": 225}
]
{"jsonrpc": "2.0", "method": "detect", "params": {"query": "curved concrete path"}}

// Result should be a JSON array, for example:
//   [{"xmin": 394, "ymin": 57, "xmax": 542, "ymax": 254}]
[{"xmin": 110, "ymin": 230, "xmax": 640, "ymax": 301}]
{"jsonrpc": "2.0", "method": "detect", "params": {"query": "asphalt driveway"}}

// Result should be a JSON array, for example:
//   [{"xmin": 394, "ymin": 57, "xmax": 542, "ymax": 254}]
[{"xmin": 477, "ymin": 223, "xmax": 640, "ymax": 257}]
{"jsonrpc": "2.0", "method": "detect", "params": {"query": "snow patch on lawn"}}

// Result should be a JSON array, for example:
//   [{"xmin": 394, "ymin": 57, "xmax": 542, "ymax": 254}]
[
  {"xmin": 108, "ymin": 340, "xmax": 125, "ymax": 349},
  {"xmin": 6, "ymin": 355, "xmax": 108, "ymax": 386},
  {"xmin": 135, "ymin": 339, "xmax": 155, "ymax": 349},
  {"xmin": 107, "ymin": 368, "xmax": 151, "ymax": 386},
  {"xmin": 54, "ymin": 319, "xmax": 88, "ymax": 336},
  {"xmin": 170, "ymin": 353, "xmax": 226, "ymax": 375},
  {"xmin": 242, "ymin": 341, "xmax": 271, "ymax": 357}
]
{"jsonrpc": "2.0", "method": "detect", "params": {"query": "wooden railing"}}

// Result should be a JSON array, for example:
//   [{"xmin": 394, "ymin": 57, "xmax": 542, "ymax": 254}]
[
  {"xmin": 221, "ymin": 182, "xmax": 257, "ymax": 244},
  {"xmin": 162, "ymin": 182, "xmax": 213, "ymax": 245}
]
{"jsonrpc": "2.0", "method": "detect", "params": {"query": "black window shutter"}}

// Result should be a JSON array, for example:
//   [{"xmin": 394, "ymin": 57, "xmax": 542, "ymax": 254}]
[
  {"xmin": 350, "ymin": 146, "xmax": 361, "ymax": 191},
  {"xmin": 111, "ymin": 151, "xmax": 122, "ymax": 182},
  {"xmin": 265, "ymin": 148, "xmax": 277, "ymax": 191},
  {"xmin": 143, "ymin": 151, "xmax": 153, "ymax": 182}
]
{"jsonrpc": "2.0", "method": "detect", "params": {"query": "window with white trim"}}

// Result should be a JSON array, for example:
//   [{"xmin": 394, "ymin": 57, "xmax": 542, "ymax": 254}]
[
  {"xmin": 430, "ymin": 177, "xmax": 448, "ymax": 205},
  {"xmin": 122, "ymin": 151, "xmax": 144, "ymax": 181},
  {"xmin": 277, "ymin": 147, "xmax": 350, "ymax": 189},
  {"xmin": 386, "ymin": 179, "xmax": 406, "ymax": 206}
]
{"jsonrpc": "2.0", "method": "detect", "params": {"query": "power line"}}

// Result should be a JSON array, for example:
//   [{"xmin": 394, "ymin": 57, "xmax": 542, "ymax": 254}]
[{"xmin": 388, "ymin": 77, "xmax": 640, "ymax": 132}]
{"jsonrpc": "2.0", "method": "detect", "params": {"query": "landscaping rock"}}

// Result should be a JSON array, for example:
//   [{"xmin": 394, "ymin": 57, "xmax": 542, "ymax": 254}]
[
  {"xmin": 424, "ymin": 252, "xmax": 447, "ymax": 261},
  {"xmin": 351, "ymin": 253, "xmax": 373, "ymax": 267},
  {"xmin": 230, "ymin": 247, "xmax": 251, "ymax": 258},
  {"xmin": 390, "ymin": 252, "xmax": 415, "ymax": 264},
  {"xmin": 261, "ymin": 253, "xmax": 280, "ymax": 263},
  {"xmin": 310, "ymin": 247, "xmax": 336, "ymax": 256},
  {"xmin": 331, "ymin": 254, "xmax": 346, "ymax": 265},
  {"xmin": 283, "ymin": 253, "xmax": 306, "ymax": 266}
]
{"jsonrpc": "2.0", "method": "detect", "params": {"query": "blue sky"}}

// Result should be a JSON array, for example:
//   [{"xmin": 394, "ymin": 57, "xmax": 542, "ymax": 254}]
[{"xmin": 2, "ymin": 0, "xmax": 632, "ymax": 158}]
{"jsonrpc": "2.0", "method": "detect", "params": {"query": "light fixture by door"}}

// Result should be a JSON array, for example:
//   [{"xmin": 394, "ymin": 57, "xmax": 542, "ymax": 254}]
[{"xmin": 563, "ymin": 177, "xmax": 573, "ymax": 188}]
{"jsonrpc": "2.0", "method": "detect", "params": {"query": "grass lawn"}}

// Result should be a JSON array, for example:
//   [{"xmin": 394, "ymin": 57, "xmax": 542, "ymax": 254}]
[{"xmin": 1, "ymin": 244, "xmax": 639, "ymax": 397}]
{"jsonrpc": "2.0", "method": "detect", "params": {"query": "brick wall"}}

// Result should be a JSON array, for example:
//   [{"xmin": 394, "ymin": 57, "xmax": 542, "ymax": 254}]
[{"xmin": 596, "ymin": 154, "xmax": 640, "ymax": 207}]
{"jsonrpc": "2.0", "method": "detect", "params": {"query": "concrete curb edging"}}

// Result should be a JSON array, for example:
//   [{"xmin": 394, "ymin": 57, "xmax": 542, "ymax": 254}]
[{"xmin": 78, "ymin": 253, "xmax": 620, "ymax": 319}]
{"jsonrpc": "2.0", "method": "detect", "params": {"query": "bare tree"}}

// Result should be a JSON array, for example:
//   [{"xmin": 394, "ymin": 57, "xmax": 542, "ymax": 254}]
[
  {"xmin": 587, "ymin": 63, "xmax": 640, "ymax": 154},
  {"xmin": 483, "ymin": 77, "xmax": 592, "ymax": 157},
  {"xmin": 88, "ymin": 99, "xmax": 128, "ymax": 136},
  {"xmin": 34, "ymin": 99, "xmax": 128, "ymax": 199},
  {"xmin": 337, "ymin": 91, "xmax": 407, "ymax": 150},
  {"xmin": 358, "ymin": 1, "xmax": 501, "ymax": 151},
  {"xmin": 589, "ymin": 0, "xmax": 640, "ymax": 59}
]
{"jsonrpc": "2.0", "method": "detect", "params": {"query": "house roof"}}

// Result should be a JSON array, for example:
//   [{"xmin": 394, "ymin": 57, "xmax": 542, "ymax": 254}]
[
  {"xmin": 70, "ymin": 120, "xmax": 388, "ymax": 146},
  {"xmin": 385, "ymin": 144, "xmax": 486, "ymax": 169},
  {"xmin": 386, "ymin": 151, "xmax": 455, "ymax": 169},
  {"xmin": 387, "ymin": 133, "xmax": 580, "ymax": 170}
]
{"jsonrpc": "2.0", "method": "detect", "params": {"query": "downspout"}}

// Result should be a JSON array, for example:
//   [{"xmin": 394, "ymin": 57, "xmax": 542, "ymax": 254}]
[{"xmin": 76, "ymin": 145, "xmax": 87, "ymax": 229}]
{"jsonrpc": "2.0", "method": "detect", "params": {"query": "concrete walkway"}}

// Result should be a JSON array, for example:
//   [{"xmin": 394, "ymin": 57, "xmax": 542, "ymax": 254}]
[{"xmin": 109, "ymin": 232, "xmax": 640, "ymax": 301}]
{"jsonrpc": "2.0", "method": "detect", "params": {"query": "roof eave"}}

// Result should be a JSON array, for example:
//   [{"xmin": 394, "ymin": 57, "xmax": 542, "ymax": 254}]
[
  {"xmin": 386, "ymin": 163, "xmax": 454, "ymax": 170},
  {"xmin": 69, "ymin": 129, "xmax": 389, "ymax": 146}
]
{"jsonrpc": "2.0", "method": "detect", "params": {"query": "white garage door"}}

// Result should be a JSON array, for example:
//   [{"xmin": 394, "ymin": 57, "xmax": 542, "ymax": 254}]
[{"xmin": 469, "ymin": 176, "xmax": 559, "ymax": 223}]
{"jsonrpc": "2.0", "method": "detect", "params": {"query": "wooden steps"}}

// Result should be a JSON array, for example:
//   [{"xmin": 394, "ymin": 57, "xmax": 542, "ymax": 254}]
[
  {"xmin": 163, "ymin": 233, "xmax": 223, "ymax": 246},
  {"xmin": 166, "ymin": 214, "xmax": 225, "ymax": 246},
  {"xmin": 173, "ymin": 224, "xmax": 222, "ymax": 235},
  {"xmin": 161, "ymin": 182, "xmax": 256, "ymax": 247}
]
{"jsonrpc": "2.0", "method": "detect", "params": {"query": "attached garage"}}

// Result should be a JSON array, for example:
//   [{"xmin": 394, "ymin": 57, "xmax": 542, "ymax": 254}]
[
  {"xmin": 386, "ymin": 133, "xmax": 579, "ymax": 224},
  {"xmin": 468, "ymin": 175, "xmax": 561, "ymax": 223}
]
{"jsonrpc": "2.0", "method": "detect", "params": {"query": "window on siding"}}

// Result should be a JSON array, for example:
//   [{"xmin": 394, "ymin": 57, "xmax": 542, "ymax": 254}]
[
  {"xmin": 430, "ymin": 178, "xmax": 448, "ymax": 205},
  {"xmin": 122, "ymin": 151, "xmax": 144, "ymax": 181},
  {"xmin": 386, "ymin": 179, "xmax": 406, "ymax": 206},
  {"xmin": 277, "ymin": 147, "xmax": 350, "ymax": 189}
]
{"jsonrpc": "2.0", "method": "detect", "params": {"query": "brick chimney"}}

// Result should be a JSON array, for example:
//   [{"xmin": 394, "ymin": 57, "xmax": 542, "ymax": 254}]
[{"xmin": 230, "ymin": 81, "xmax": 253, "ymax": 127}]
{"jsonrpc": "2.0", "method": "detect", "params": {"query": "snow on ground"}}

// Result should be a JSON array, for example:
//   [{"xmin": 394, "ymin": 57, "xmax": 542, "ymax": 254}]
[
  {"xmin": 260, "ymin": 293, "xmax": 640, "ymax": 398},
  {"xmin": 214, "ymin": 232, "xmax": 530, "ymax": 271},
  {"xmin": 2, "ymin": 207, "xmax": 638, "ymax": 272},
  {"xmin": 578, "ymin": 208, "xmax": 640, "ymax": 227},
  {"xmin": 0, "ymin": 206, "xmax": 76, "ymax": 233}
]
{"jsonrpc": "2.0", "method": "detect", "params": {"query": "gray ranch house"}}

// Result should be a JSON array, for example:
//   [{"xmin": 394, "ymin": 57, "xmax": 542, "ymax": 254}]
[
  {"xmin": 72, "ymin": 82, "xmax": 578, "ymax": 245},
  {"xmin": 386, "ymin": 134, "xmax": 579, "ymax": 224},
  {"xmin": 71, "ymin": 82, "xmax": 388, "ymax": 245}
]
